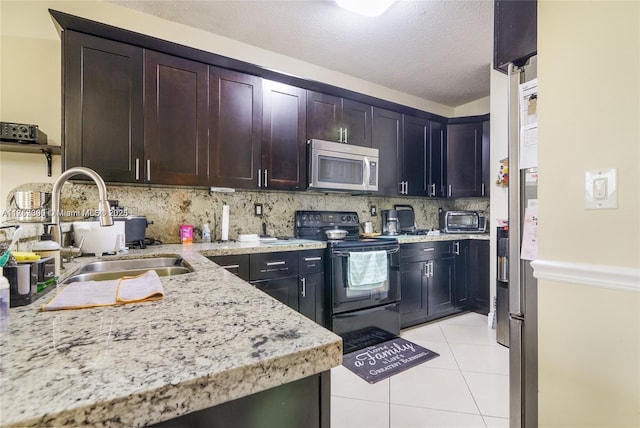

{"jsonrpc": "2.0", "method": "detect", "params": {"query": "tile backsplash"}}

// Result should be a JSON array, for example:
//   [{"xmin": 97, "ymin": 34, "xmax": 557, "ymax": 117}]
[{"xmin": 2, "ymin": 182, "xmax": 489, "ymax": 244}]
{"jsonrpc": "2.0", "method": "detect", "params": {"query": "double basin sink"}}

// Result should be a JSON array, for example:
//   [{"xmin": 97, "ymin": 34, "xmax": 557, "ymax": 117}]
[{"xmin": 61, "ymin": 256, "xmax": 193, "ymax": 284}]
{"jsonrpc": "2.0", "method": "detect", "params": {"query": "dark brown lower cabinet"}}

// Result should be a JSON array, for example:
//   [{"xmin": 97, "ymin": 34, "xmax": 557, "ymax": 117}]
[
  {"xmin": 469, "ymin": 240, "xmax": 490, "ymax": 314},
  {"xmin": 152, "ymin": 372, "xmax": 330, "ymax": 428}
]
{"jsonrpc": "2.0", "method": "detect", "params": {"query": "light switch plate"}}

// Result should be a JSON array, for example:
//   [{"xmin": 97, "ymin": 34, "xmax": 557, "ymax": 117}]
[{"xmin": 585, "ymin": 168, "xmax": 617, "ymax": 209}]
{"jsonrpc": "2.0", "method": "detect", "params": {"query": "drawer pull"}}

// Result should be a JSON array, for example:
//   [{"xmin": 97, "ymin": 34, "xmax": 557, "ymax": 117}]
[
  {"xmin": 266, "ymin": 261, "xmax": 286, "ymax": 267},
  {"xmin": 304, "ymin": 256, "xmax": 322, "ymax": 262},
  {"xmin": 221, "ymin": 264, "xmax": 239, "ymax": 269},
  {"xmin": 422, "ymin": 248, "xmax": 435, "ymax": 252}
]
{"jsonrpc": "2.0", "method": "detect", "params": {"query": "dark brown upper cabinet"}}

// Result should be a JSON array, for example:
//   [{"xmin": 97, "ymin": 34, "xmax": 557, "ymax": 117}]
[
  {"xmin": 446, "ymin": 122, "xmax": 485, "ymax": 197},
  {"xmin": 307, "ymin": 91, "xmax": 372, "ymax": 147},
  {"xmin": 209, "ymin": 66, "xmax": 263, "ymax": 189},
  {"xmin": 63, "ymin": 30, "xmax": 143, "ymax": 182},
  {"xmin": 493, "ymin": 0, "xmax": 537, "ymax": 74},
  {"xmin": 372, "ymin": 107, "xmax": 402, "ymax": 196},
  {"xmin": 262, "ymin": 81, "xmax": 307, "ymax": 190},
  {"xmin": 401, "ymin": 115, "xmax": 446, "ymax": 197},
  {"xmin": 144, "ymin": 50, "xmax": 209, "ymax": 186}
]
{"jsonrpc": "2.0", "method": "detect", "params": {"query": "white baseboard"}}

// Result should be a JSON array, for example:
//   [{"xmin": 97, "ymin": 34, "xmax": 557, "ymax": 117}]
[{"xmin": 531, "ymin": 259, "xmax": 640, "ymax": 293}]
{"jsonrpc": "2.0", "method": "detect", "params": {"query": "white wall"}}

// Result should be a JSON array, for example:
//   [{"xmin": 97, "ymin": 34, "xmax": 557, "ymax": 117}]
[
  {"xmin": 537, "ymin": 2, "xmax": 640, "ymax": 426},
  {"xmin": 454, "ymin": 96, "xmax": 491, "ymax": 117}
]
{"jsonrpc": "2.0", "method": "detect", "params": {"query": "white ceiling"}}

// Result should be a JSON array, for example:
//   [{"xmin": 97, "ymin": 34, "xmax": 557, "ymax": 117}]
[{"xmin": 109, "ymin": 0, "xmax": 494, "ymax": 108}]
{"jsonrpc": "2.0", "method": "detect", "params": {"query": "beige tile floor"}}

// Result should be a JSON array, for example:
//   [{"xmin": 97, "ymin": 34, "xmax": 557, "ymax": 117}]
[{"xmin": 331, "ymin": 312, "xmax": 510, "ymax": 428}]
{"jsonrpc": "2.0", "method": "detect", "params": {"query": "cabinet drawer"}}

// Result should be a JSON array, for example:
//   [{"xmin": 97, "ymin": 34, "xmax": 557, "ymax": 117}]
[
  {"xmin": 400, "ymin": 241, "xmax": 453, "ymax": 263},
  {"xmin": 250, "ymin": 251, "xmax": 298, "ymax": 281},
  {"xmin": 298, "ymin": 250, "xmax": 325, "ymax": 275},
  {"xmin": 208, "ymin": 255, "xmax": 250, "ymax": 280}
]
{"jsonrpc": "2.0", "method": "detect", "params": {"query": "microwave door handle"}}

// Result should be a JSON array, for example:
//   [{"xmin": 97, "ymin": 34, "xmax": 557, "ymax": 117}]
[{"xmin": 363, "ymin": 157, "xmax": 371, "ymax": 190}]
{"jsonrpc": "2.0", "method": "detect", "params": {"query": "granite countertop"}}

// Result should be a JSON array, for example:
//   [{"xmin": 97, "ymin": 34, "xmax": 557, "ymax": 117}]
[{"xmin": 0, "ymin": 241, "xmax": 341, "ymax": 427}]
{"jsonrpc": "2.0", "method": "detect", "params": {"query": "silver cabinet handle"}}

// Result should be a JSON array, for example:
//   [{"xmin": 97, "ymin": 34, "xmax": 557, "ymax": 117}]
[
  {"xmin": 428, "ymin": 261, "xmax": 433, "ymax": 277},
  {"xmin": 339, "ymin": 128, "xmax": 343, "ymax": 143},
  {"xmin": 448, "ymin": 184, "xmax": 452, "ymax": 197},
  {"xmin": 263, "ymin": 169, "xmax": 268, "ymax": 188},
  {"xmin": 481, "ymin": 183, "xmax": 485, "ymax": 196},
  {"xmin": 135, "ymin": 158, "xmax": 140, "ymax": 181},
  {"xmin": 344, "ymin": 127, "xmax": 348, "ymax": 144},
  {"xmin": 304, "ymin": 256, "xmax": 322, "ymax": 262},
  {"xmin": 146, "ymin": 159, "xmax": 151, "ymax": 181},
  {"xmin": 266, "ymin": 261, "xmax": 286, "ymax": 266},
  {"xmin": 258, "ymin": 169, "xmax": 262, "ymax": 188},
  {"xmin": 453, "ymin": 241, "xmax": 460, "ymax": 255},
  {"xmin": 301, "ymin": 277, "xmax": 306, "ymax": 297},
  {"xmin": 422, "ymin": 247, "xmax": 435, "ymax": 252},
  {"xmin": 430, "ymin": 183, "xmax": 436, "ymax": 197},
  {"xmin": 221, "ymin": 264, "xmax": 239, "ymax": 269}
]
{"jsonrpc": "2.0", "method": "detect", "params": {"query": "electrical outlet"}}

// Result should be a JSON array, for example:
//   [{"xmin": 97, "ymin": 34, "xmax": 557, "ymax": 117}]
[
  {"xmin": 370, "ymin": 205, "xmax": 377, "ymax": 216},
  {"xmin": 254, "ymin": 203, "xmax": 263, "ymax": 216}
]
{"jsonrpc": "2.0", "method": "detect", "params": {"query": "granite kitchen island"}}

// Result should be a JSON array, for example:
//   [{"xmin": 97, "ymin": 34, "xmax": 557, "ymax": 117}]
[{"xmin": 0, "ymin": 241, "xmax": 342, "ymax": 427}]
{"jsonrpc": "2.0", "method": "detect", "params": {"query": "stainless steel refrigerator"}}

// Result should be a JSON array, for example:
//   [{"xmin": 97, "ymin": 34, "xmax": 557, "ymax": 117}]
[{"xmin": 507, "ymin": 56, "xmax": 538, "ymax": 427}]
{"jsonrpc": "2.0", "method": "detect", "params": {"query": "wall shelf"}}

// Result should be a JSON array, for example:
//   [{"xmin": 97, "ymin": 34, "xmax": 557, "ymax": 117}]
[{"xmin": 0, "ymin": 141, "xmax": 61, "ymax": 176}]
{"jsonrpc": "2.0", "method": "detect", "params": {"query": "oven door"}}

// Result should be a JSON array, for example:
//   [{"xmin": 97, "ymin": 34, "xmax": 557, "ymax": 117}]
[{"xmin": 330, "ymin": 244, "xmax": 400, "ymax": 314}]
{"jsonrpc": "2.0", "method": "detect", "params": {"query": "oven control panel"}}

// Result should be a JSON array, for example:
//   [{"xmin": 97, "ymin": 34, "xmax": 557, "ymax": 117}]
[{"xmin": 295, "ymin": 211, "xmax": 359, "ymax": 227}]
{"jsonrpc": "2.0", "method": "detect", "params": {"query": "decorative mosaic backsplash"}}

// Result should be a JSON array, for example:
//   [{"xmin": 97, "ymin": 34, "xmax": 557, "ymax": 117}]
[{"xmin": 2, "ymin": 182, "xmax": 489, "ymax": 245}]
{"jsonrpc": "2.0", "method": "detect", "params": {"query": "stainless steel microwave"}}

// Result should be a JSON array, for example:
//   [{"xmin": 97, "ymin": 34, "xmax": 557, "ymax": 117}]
[
  {"xmin": 440, "ymin": 210, "xmax": 487, "ymax": 234},
  {"xmin": 307, "ymin": 139, "xmax": 378, "ymax": 192}
]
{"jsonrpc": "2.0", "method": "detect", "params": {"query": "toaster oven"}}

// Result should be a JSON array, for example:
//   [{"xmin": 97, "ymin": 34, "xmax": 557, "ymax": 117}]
[{"xmin": 440, "ymin": 210, "xmax": 487, "ymax": 234}]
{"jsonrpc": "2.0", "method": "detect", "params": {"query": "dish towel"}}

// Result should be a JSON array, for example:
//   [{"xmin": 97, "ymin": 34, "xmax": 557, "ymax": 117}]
[
  {"xmin": 41, "ymin": 270, "xmax": 165, "ymax": 311},
  {"xmin": 347, "ymin": 250, "xmax": 388, "ymax": 290}
]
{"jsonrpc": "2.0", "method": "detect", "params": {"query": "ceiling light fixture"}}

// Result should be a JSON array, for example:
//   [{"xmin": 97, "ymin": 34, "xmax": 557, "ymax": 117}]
[{"xmin": 336, "ymin": 0, "xmax": 397, "ymax": 17}]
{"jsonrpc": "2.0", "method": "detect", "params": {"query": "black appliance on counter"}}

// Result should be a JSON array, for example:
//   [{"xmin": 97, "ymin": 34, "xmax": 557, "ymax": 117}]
[
  {"xmin": 295, "ymin": 210, "xmax": 400, "ymax": 353},
  {"xmin": 394, "ymin": 205, "xmax": 432, "ymax": 235}
]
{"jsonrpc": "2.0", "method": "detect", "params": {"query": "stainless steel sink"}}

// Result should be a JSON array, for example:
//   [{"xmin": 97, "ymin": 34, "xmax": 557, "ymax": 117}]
[{"xmin": 61, "ymin": 256, "xmax": 193, "ymax": 284}]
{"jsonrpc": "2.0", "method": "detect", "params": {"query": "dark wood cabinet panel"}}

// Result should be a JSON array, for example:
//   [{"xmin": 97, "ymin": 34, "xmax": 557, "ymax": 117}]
[
  {"xmin": 262, "ymin": 81, "xmax": 307, "ymax": 190},
  {"xmin": 469, "ymin": 240, "xmax": 490, "ymax": 314},
  {"xmin": 428, "ymin": 121, "xmax": 446, "ymax": 197},
  {"xmin": 63, "ymin": 30, "xmax": 143, "ymax": 181},
  {"xmin": 307, "ymin": 91, "xmax": 341, "ymax": 142},
  {"xmin": 307, "ymin": 91, "xmax": 372, "ymax": 147},
  {"xmin": 208, "ymin": 254, "xmax": 250, "ymax": 281},
  {"xmin": 493, "ymin": 0, "xmax": 537, "ymax": 73},
  {"xmin": 299, "ymin": 273, "xmax": 324, "ymax": 325},
  {"xmin": 209, "ymin": 66, "xmax": 262, "ymax": 188},
  {"xmin": 144, "ymin": 50, "xmax": 209, "ymax": 185},
  {"xmin": 372, "ymin": 107, "xmax": 402, "ymax": 196},
  {"xmin": 341, "ymin": 99, "xmax": 372, "ymax": 147},
  {"xmin": 454, "ymin": 240, "xmax": 470, "ymax": 308},
  {"xmin": 253, "ymin": 277, "xmax": 300, "ymax": 311},
  {"xmin": 446, "ymin": 122, "xmax": 483, "ymax": 197},
  {"xmin": 428, "ymin": 258, "xmax": 455, "ymax": 315},
  {"xmin": 401, "ymin": 115, "xmax": 428, "ymax": 196}
]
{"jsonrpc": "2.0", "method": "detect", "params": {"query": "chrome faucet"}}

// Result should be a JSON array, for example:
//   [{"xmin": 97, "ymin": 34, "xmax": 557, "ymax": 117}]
[{"xmin": 50, "ymin": 167, "xmax": 113, "ymax": 247}]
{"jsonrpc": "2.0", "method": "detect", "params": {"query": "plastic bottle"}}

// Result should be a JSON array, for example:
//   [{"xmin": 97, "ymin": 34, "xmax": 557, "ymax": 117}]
[
  {"xmin": 32, "ymin": 227, "xmax": 61, "ymax": 278},
  {"xmin": 0, "ymin": 275, "xmax": 9, "ymax": 332},
  {"xmin": 202, "ymin": 223, "xmax": 211, "ymax": 243}
]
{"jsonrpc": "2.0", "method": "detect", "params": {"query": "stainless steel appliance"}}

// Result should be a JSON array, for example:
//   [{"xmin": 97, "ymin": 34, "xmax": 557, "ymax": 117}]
[
  {"xmin": 295, "ymin": 210, "xmax": 400, "ymax": 352},
  {"xmin": 496, "ymin": 226, "xmax": 509, "ymax": 346},
  {"xmin": 507, "ymin": 56, "xmax": 538, "ymax": 427},
  {"xmin": 381, "ymin": 209, "xmax": 399, "ymax": 235},
  {"xmin": 307, "ymin": 139, "xmax": 379, "ymax": 192},
  {"xmin": 440, "ymin": 210, "xmax": 487, "ymax": 234}
]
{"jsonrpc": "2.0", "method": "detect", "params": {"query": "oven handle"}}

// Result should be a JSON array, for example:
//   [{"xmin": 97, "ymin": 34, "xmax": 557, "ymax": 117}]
[{"xmin": 333, "ymin": 247, "xmax": 399, "ymax": 257}]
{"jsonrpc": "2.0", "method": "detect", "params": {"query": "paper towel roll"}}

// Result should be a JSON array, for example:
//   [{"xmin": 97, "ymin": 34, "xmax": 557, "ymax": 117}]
[{"xmin": 221, "ymin": 205, "xmax": 229, "ymax": 241}]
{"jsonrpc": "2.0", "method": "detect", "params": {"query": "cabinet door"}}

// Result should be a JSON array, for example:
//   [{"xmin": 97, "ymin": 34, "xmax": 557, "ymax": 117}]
[
  {"xmin": 210, "ymin": 66, "xmax": 262, "ymax": 189},
  {"xmin": 262, "ymin": 81, "xmax": 307, "ymax": 190},
  {"xmin": 454, "ymin": 240, "xmax": 470, "ymax": 308},
  {"xmin": 341, "ymin": 99, "xmax": 372, "ymax": 147},
  {"xmin": 372, "ymin": 107, "xmax": 402, "ymax": 196},
  {"xmin": 207, "ymin": 255, "xmax": 250, "ymax": 280},
  {"xmin": 446, "ymin": 122, "xmax": 483, "ymax": 197},
  {"xmin": 64, "ymin": 31, "xmax": 143, "ymax": 182},
  {"xmin": 469, "ymin": 240, "xmax": 490, "ymax": 314},
  {"xmin": 144, "ymin": 50, "xmax": 209, "ymax": 185},
  {"xmin": 299, "ymin": 273, "xmax": 324, "ymax": 325},
  {"xmin": 252, "ymin": 277, "xmax": 300, "ymax": 311},
  {"xmin": 399, "ymin": 262, "xmax": 428, "ymax": 328},
  {"xmin": 428, "ymin": 258, "xmax": 455, "ymax": 315},
  {"xmin": 307, "ymin": 91, "xmax": 341, "ymax": 142},
  {"xmin": 428, "ymin": 121, "xmax": 446, "ymax": 197},
  {"xmin": 482, "ymin": 120, "xmax": 490, "ymax": 197},
  {"xmin": 401, "ymin": 115, "xmax": 428, "ymax": 196}
]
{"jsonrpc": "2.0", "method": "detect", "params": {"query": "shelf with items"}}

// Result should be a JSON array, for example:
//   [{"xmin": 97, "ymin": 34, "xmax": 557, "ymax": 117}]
[{"xmin": 0, "ymin": 142, "xmax": 61, "ymax": 177}]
